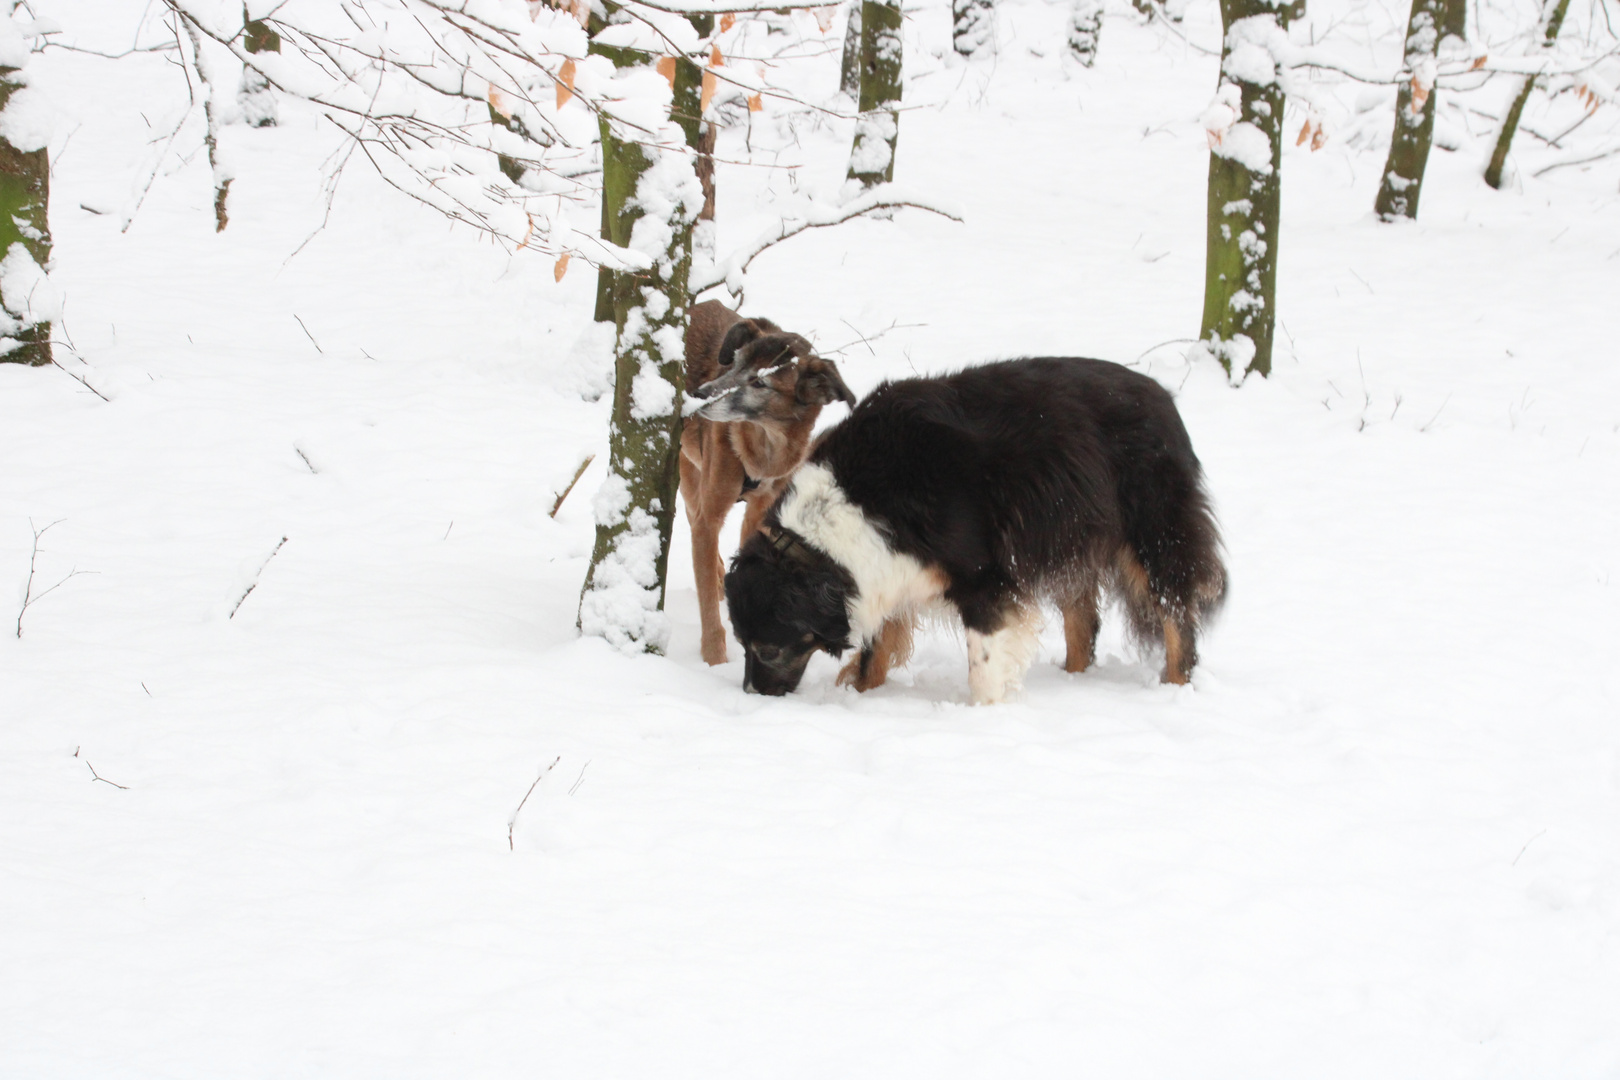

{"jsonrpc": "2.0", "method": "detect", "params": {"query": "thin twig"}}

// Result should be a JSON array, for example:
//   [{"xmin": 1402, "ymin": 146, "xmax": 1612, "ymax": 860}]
[
  {"xmin": 75, "ymin": 747, "xmax": 130, "ymax": 790},
  {"xmin": 568, "ymin": 760, "xmax": 591, "ymax": 796},
  {"xmin": 294, "ymin": 446, "xmax": 318, "ymax": 474},
  {"xmin": 292, "ymin": 314, "xmax": 324, "ymax": 354},
  {"xmin": 229, "ymin": 536, "xmax": 288, "ymax": 619},
  {"xmin": 17, "ymin": 519, "xmax": 95, "ymax": 638},
  {"xmin": 49, "ymin": 353, "xmax": 112, "ymax": 402},
  {"xmin": 1418, "ymin": 393, "xmax": 1452, "ymax": 433},
  {"xmin": 1512, "ymin": 828, "xmax": 1548, "ymax": 865},
  {"xmin": 509, "ymin": 755, "xmax": 561, "ymax": 849},
  {"xmin": 549, "ymin": 455, "xmax": 596, "ymax": 518}
]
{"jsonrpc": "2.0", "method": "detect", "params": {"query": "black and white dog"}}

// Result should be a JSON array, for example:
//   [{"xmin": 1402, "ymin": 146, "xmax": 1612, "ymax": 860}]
[{"xmin": 722, "ymin": 357, "xmax": 1227, "ymax": 703}]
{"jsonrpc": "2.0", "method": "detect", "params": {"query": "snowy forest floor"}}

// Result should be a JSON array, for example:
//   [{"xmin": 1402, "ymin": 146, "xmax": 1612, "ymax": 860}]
[{"xmin": 3, "ymin": 0, "xmax": 1620, "ymax": 1076}]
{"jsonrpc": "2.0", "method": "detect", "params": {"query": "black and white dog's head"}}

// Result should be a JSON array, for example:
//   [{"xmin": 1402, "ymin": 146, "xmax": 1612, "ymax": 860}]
[
  {"xmin": 690, "ymin": 320, "xmax": 854, "ymax": 425},
  {"xmin": 724, "ymin": 528, "xmax": 853, "ymax": 695}
]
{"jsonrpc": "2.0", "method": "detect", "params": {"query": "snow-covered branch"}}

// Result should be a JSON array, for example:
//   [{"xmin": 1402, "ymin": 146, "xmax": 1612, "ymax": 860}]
[{"xmin": 692, "ymin": 185, "xmax": 963, "ymax": 294}]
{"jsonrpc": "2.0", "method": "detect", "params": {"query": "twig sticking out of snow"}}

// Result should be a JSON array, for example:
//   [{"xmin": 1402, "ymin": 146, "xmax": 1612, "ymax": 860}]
[
  {"xmin": 293, "ymin": 314, "xmax": 323, "ymax": 354},
  {"xmin": 509, "ymin": 756, "xmax": 561, "ymax": 850},
  {"xmin": 229, "ymin": 537, "xmax": 288, "ymax": 619},
  {"xmin": 549, "ymin": 455, "xmax": 596, "ymax": 519},
  {"xmin": 74, "ymin": 747, "xmax": 129, "ymax": 790},
  {"xmin": 16, "ymin": 520, "xmax": 95, "ymax": 639}
]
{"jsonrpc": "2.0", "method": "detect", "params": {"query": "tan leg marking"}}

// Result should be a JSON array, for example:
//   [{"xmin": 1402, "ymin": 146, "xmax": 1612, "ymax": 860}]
[{"xmin": 836, "ymin": 614, "xmax": 915, "ymax": 692}]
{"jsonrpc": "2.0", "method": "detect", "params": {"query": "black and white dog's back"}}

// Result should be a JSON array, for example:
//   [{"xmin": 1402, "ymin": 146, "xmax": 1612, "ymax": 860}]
[{"xmin": 724, "ymin": 357, "xmax": 1226, "ymax": 702}]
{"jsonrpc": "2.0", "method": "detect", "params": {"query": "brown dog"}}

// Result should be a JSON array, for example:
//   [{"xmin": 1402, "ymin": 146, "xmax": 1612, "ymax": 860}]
[{"xmin": 680, "ymin": 300, "xmax": 856, "ymax": 665}]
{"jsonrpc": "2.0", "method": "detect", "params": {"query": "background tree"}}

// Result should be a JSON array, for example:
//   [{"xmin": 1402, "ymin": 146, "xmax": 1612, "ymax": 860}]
[
  {"xmin": 1484, "ymin": 0, "xmax": 1574, "ymax": 189},
  {"xmin": 840, "ymin": 1, "xmax": 861, "ymax": 96},
  {"xmin": 1374, "ymin": 0, "xmax": 1448, "ymax": 220},
  {"xmin": 952, "ymin": 0, "xmax": 993, "ymax": 57},
  {"xmin": 0, "ymin": 8, "xmax": 53, "ymax": 366},
  {"xmin": 847, "ymin": 0, "xmax": 902, "ymax": 189},
  {"xmin": 1067, "ymin": 0, "xmax": 1102, "ymax": 67},
  {"xmin": 239, "ymin": 8, "xmax": 278, "ymax": 127},
  {"xmin": 1197, "ymin": 0, "xmax": 1302, "ymax": 380}
]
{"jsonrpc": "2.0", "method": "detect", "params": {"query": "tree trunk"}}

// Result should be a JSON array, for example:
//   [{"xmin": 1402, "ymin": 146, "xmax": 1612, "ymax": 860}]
[
  {"xmin": 578, "ymin": 18, "xmax": 705, "ymax": 655},
  {"xmin": 952, "ymin": 0, "xmax": 994, "ymax": 57},
  {"xmin": 1198, "ymin": 0, "xmax": 1298, "ymax": 380},
  {"xmin": 846, "ymin": 0, "xmax": 902, "ymax": 189},
  {"xmin": 1484, "ymin": 0, "xmax": 1572, "ymax": 190},
  {"xmin": 1439, "ymin": 0, "xmax": 1465, "ymax": 44},
  {"xmin": 840, "ymin": 1, "xmax": 862, "ymax": 97},
  {"xmin": 1067, "ymin": 0, "xmax": 1102, "ymax": 66},
  {"xmin": 0, "ymin": 66, "xmax": 52, "ymax": 367},
  {"xmin": 239, "ymin": 9, "xmax": 279, "ymax": 128},
  {"xmin": 1374, "ymin": 0, "xmax": 1445, "ymax": 220}
]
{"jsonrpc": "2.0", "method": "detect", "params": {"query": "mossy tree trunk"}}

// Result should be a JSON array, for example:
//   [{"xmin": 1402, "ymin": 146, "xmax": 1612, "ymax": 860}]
[
  {"xmin": 1198, "ymin": 0, "xmax": 1301, "ymax": 380},
  {"xmin": 1439, "ymin": 0, "xmax": 1465, "ymax": 43},
  {"xmin": 0, "ymin": 67, "xmax": 51, "ymax": 366},
  {"xmin": 846, "ymin": 0, "xmax": 902, "ymax": 188},
  {"xmin": 578, "ymin": 14, "xmax": 705, "ymax": 654},
  {"xmin": 1484, "ymin": 0, "xmax": 1572, "ymax": 190},
  {"xmin": 1374, "ymin": 0, "xmax": 1446, "ymax": 220}
]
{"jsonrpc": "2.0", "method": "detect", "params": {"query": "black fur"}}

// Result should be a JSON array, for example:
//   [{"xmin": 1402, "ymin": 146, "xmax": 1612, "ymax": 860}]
[
  {"xmin": 725, "ymin": 356, "xmax": 1227, "ymax": 696},
  {"xmin": 725, "ymin": 532, "xmax": 852, "ymax": 694}
]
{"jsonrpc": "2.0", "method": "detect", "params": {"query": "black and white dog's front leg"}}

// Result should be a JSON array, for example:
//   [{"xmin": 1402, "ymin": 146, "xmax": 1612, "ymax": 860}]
[{"xmin": 962, "ymin": 604, "xmax": 1042, "ymax": 705}]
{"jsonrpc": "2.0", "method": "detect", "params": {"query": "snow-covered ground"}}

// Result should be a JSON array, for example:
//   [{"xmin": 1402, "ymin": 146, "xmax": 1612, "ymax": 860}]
[{"xmin": 4, "ymin": 0, "xmax": 1619, "ymax": 1075}]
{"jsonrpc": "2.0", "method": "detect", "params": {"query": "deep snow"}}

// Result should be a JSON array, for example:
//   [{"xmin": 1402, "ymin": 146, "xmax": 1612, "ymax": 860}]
[{"xmin": 3, "ymin": 0, "xmax": 1620, "ymax": 1075}]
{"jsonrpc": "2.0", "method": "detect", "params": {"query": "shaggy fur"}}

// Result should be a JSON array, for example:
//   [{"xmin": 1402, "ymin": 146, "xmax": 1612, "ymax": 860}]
[
  {"xmin": 724, "ymin": 356, "xmax": 1226, "ymax": 702},
  {"xmin": 678, "ymin": 300, "xmax": 855, "ymax": 665}
]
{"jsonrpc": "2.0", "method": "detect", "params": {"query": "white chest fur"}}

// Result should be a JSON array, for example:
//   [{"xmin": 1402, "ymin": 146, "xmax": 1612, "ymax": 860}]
[{"xmin": 775, "ymin": 463, "xmax": 945, "ymax": 646}]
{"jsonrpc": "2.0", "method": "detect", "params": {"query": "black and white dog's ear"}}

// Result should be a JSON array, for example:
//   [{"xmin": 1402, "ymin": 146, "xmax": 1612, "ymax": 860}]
[
  {"xmin": 717, "ymin": 320, "xmax": 763, "ymax": 368},
  {"xmin": 797, "ymin": 359, "xmax": 857, "ymax": 407}
]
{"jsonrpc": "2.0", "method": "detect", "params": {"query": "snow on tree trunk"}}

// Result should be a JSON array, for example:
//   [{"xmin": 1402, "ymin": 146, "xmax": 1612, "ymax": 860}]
[
  {"xmin": 1067, "ymin": 0, "xmax": 1102, "ymax": 66},
  {"xmin": 182, "ymin": 22, "xmax": 232, "ymax": 232},
  {"xmin": 1374, "ymin": 0, "xmax": 1444, "ymax": 220},
  {"xmin": 840, "ymin": 1, "xmax": 862, "ymax": 97},
  {"xmin": 238, "ymin": 10, "xmax": 278, "ymax": 128},
  {"xmin": 0, "ymin": 22, "xmax": 54, "ymax": 366},
  {"xmin": 578, "ymin": 24, "xmax": 705, "ymax": 655},
  {"xmin": 952, "ymin": 0, "xmax": 994, "ymax": 58},
  {"xmin": 846, "ymin": 0, "xmax": 902, "ymax": 190},
  {"xmin": 1484, "ymin": 0, "xmax": 1572, "ymax": 190},
  {"xmin": 1197, "ymin": 0, "xmax": 1297, "ymax": 381}
]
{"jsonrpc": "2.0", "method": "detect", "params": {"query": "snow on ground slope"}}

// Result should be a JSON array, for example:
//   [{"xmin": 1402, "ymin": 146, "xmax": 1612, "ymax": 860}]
[{"xmin": 3, "ymin": 0, "xmax": 1619, "ymax": 1076}]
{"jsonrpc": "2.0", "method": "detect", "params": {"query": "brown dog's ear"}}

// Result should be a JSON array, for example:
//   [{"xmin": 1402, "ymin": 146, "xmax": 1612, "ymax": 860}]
[
  {"xmin": 796, "ymin": 359, "xmax": 857, "ymax": 407},
  {"xmin": 717, "ymin": 320, "xmax": 762, "ymax": 368}
]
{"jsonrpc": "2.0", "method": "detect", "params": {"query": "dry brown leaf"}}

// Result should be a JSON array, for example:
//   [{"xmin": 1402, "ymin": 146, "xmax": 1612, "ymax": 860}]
[
  {"xmin": 701, "ymin": 70, "xmax": 717, "ymax": 113},
  {"xmin": 656, "ymin": 56, "xmax": 678, "ymax": 89},
  {"xmin": 556, "ymin": 58, "xmax": 576, "ymax": 109},
  {"xmin": 710, "ymin": 44, "xmax": 723, "ymax": 66},
  {"xmin": 554, "ymin": 253, "xmax": 571, "ymax": 282},
  {"xmin": 720, "ymin": 12, "xmax": 736, "ymax": 31},
  {"xmin": 748, "ymin": 92, "xmax": 763, "ymax": 112},
  {"xmin": 1470, "ymin": 54, "xmax": 1488, "ymax": 70},
  {"xmin": 1311, "ymin": 125, "xmax": 1327, "ymax": 151},
  {"xmin": 813, "ymin": 5, "xmax": 836, "ymax": 32},
  {"xmin": 1296, "ymin": 120, "xmax": 1312, "ymax": 146}
]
